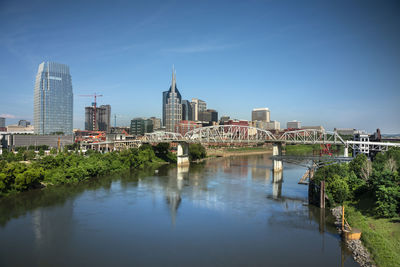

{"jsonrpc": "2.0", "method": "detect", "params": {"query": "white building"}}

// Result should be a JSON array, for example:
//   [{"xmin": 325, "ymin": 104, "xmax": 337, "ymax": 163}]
[{"xmin": 287, "ymin": 120, "xmax": 301, "ymax": 129}]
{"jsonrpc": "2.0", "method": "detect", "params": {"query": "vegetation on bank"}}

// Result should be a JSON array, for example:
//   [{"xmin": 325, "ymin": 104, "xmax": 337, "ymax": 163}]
[
  {"xmin": 188, "ymin": 144, "xmax": 207, "ymax": 161},
  {"xmin": 313, "ymin": 148, "xmax": 400, "ymax": 267},
  {"xmin": 285, "ymin": 144, "xmax": 344, "ymax": 155},
  {"xmin": 0, "ymin": 143, "xmax": 177, "ymax": 197}
]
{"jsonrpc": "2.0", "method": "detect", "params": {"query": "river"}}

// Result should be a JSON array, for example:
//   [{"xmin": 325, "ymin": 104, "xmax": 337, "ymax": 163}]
[{"xmin": 0, "ymin": 154, "xmax": 358, "ymax": 266}]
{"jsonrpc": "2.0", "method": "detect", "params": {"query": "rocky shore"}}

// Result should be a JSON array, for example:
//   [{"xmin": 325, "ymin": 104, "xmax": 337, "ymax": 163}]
[{"xmin": 331, "ymin": 207, "xmax": 375, "ymax": 267}]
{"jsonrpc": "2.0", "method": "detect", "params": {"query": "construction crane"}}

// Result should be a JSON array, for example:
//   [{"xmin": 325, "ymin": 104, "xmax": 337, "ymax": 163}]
[{"xmin": 79, "ymin": 93, "xmax": 103, "ymax": 131}]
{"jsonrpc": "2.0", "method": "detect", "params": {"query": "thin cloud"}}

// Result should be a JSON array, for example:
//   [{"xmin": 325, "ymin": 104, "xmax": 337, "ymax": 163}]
[{"xmin": 0, "ymin": 114, "xmax": 16, "ymax": 119}]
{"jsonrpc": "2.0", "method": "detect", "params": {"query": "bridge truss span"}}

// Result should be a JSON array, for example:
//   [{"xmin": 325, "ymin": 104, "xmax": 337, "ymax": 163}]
[
  {"xmin": 184, "ymin": 125, "xmax": 276, "ymax": 143},
  {"xmin": 278, "ymin": 129, "xmax": 346, "ymax": 145},
  {"xmin": 144, "ymin": 131, "xmax": 184, "ymax": 143}
]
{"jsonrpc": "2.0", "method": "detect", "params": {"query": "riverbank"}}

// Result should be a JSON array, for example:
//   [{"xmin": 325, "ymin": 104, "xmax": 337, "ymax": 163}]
[
  {"xmin": 312, "ymin": 149, "xmax": 400, "ymax": 267},
  {"xmin": 343, "ymin": 205, "xmax": 400, "ymax": 267},
  {"xmin": 331, "ymin": 206, "xmax": 375, "ymax": 267},
  {"xmin": 0, "ymin": 145, "xmax": 176, "ymax": 197}
]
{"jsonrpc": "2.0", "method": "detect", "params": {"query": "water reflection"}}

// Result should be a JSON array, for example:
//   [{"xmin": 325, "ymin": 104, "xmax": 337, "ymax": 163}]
[{"xmin": 0, "ymin": 154, "xmax": 358, "ymax": 267}]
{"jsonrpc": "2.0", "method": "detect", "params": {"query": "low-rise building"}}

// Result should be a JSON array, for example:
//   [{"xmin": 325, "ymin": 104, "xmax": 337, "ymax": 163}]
[
  {"xmin": 4, "ymin": 134, "xmax": 73, "ymax": 149},
  {"xmin": 287, "ymin": 120, "xmax": 301, "ymax": 129},
  {"xmin": 354, "ymin": 132, "xmax": 370, "ymax": 156},
  {"xmin": 6, "ymin": 125, "xmax": 34, "ymax": 133},
  {"xmin": 175, "ymin": 120, "xmax": 201, "ymax": 136},
  {"xmin": 334, "ymin": 128, "xmax": 356, "ymax": 136},
  {"xmin": 265, "ymin": 121, "xmax": 280, "ymax": 131},
  {"xmin": 302, "ymin": 125, "xmax": 325, "ymax": 132}
]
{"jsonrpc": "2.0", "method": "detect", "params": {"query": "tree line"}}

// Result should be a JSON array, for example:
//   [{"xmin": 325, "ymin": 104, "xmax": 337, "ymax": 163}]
[{"xmin": 313, "ymin": 147, "xmax": 400, "ymax": 218}]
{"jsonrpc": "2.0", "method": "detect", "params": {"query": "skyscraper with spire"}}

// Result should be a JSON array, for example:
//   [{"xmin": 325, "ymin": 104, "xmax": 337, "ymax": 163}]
[{"xmin": 162, "ymin": 67, "xmax": 182, "ymax": 132}]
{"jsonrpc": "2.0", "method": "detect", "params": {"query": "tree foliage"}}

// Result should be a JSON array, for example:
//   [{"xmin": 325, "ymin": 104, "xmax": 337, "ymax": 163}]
[
  {"xmin": 0, "ymin": 144, "xmax": 175, "ymax": 196},
  {"xmin": 189, "ymin": 144, "xmax": 206, "ymax": 161},
  {"xmin": 314, "ymin": 147, "xmax": 400, "ymax": 218}
]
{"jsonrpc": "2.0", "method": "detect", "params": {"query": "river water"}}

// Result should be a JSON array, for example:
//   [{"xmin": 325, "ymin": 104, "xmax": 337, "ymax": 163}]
[{"xmin": 0, "ymin": 154, "xmax": 358, "ymax": 266}]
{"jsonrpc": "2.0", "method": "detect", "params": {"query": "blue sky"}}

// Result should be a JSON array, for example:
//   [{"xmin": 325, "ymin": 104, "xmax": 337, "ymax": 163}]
[{"xmin": 0, "ymin": 0, "xmax": 399, "ymax": 133}]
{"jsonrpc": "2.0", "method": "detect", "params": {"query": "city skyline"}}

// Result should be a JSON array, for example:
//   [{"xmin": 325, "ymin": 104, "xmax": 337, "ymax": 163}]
[{"xmin": 1, "ymin": 0, "xmax": 399, "ymax": 133}]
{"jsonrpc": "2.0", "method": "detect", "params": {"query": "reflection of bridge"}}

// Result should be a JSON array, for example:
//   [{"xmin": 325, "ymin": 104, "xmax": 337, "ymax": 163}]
[{"xmin": 83, "ymin": 126, "xmax": 400, "ymax": 168}]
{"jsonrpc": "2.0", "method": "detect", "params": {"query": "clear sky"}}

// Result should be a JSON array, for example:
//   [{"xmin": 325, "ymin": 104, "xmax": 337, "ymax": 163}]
[{"xmin": 0, "ymin": 0, "xmax": 399, "ymax": 133}]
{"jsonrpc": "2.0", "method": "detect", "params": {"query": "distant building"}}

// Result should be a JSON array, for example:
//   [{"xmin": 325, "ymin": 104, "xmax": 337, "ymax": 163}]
[
  {"xmin": 18, "ymin": 120, "xmax": 31, "ymax": 127},
  {"xmin": 226, "ymin": 119, "xmax": 249, "ymax": 126},
  {"xmin": 85, "ymin": 104, "xmax": 111, "ymax": 132},
  {"xmin": 287, "ymin": 121, "xmax": 301, "ymax": 129},
  {"xmin": 6, "ymin": 125, "xmax": 34, "ymax": 133},
  {"xmin": 162, "ymin": 68, "xmax": 182, "ymax": 132},
  {"xmin": 198, "ymin": 109, "xmax": 218, "ymax": 123},
  {"xmin": 6, "ymin": 134, "xmax": 73, "ymax": 149},
  {"xmin": 252, "ymin": 108, "xmax": 270, "ymax": 122},
  {"xmin": 219, "ymin": 116, "xmax": 230, "ymax": 125},
  {"xmin": 302, "ymin": 126, "xmax": 325, "ymax": 132},
  {"xmin": 149, "ymin": 117, "xmax": 162, "ymax": 130},
  {"xmin": 175, "ymin": 120, "xmax": 200, "ymax": 136},
  {"xmin": 0, "ymin": 117, "xmax": 5, "ymax": 128},
  {"xmin": 265, "ymin": 121, "xmax": 280, "ymax": 131},
  {"xmin": 334, "ymin": 128, "xmax": 356, "ymax": 136},
  {"xmin": 110, "ymin": 126, "xmax": 130, "ymax": 135},
  {"xmin": 34, "ymin": 62, "xmax": 73, "ymax": 135},
  {"xmin": 354, "ymin": 133, "xmax": 370, "ymax": 156},
  {"xmin": 0, "ymin": 117, "xmax": 5, "ymax": 131},
  {"xmin": 182, "ymin": 100, "xmax": 193, "ymax": 121},
  {"xmin": 130, "ymin": 118, "xmax": 153, "ymax": 136},
  {"xmin": 191, "ymin": 98, "xmax": 206, "ymax": 121}
]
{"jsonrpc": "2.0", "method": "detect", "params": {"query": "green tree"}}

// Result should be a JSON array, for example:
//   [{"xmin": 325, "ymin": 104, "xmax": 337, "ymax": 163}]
[
  {"xmin": 327, "ymin": 175, "xmax": 350, "ymax": 204},
  {"xmin": 189, "ymin": 144, "xmax": 206, "ymax": 161}
]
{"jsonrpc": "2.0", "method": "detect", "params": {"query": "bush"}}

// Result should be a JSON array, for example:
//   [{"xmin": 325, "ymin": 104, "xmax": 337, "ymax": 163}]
[
  {"xmin": 375, "ymin": 185, "xmax": 400, "ymax": 217},
  {"xmin": 189, "ymin": 144, "xmax": 206, "ymax": 161},
  {"xmin": 327, "ymin": 174, "xmax": 350, "ymax": 204}
]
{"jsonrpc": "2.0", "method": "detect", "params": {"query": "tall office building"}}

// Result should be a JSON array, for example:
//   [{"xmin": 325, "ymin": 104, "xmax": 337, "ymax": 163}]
[
  {"xmin": 252, "ymin": 108, "xmax": 270, "ymax": 122},
  {"xmin": 0, "ymin": 117, "xmax": 5, "ymax": 128},
  {"xmin": 191, "ymin": 98, "xmax": 206, "ymax": 121},
  {"xmin": 182, "ymin": 100, "xmax": 193, "ymax": 121},
  {"xmin": 34, "ymin": 62, "xmax": 73, "ymax": 135},
  {"xmin": 162, "ymin": 68, "xmax": 182, "ymax": 132},
  {"xmin": 85, "ymin": 104, "xmax": 111, "ymax": 132}
]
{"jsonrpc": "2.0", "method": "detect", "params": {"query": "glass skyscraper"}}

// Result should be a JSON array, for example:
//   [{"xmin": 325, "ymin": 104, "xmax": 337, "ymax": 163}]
[
  {"xmin": 34, "ymin": 62, "xmax": 73, "ymax": 135},
  {"xmin": 162, "ymin": 67, "xmax": 182, "ymax": 132}
]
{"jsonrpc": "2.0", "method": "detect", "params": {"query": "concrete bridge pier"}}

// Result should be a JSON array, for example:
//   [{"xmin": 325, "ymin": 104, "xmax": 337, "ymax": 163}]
[
  {"xmin": 272, "ymin": 143, "xmax": 283, "ymax": 172},
  {"xmin": 177, "ymin": 142, "xmax": 190, "ymax": 166},
  {"xmin": 344, "ymin": 145, "xmax": 349, "ymax": 157},
  {"xmin": 272, "ymin": 170, "xmax": 283, "ymax": 199}
]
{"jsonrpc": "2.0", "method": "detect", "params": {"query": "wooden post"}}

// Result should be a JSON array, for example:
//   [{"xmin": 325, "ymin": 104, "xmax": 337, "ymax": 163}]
[
  {"xmin": 342, "ymin": 205, "xmax": 345, "ymax": 232},
  {"xmin": 320, "ymin": 180, "xmax": 325, "ymax": 208}
]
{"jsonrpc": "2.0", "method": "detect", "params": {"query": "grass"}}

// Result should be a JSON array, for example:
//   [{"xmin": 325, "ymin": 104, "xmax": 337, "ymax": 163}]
[{"xmin": 345, "ymin": 204, "xmax": 400, "ymax": 267}]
